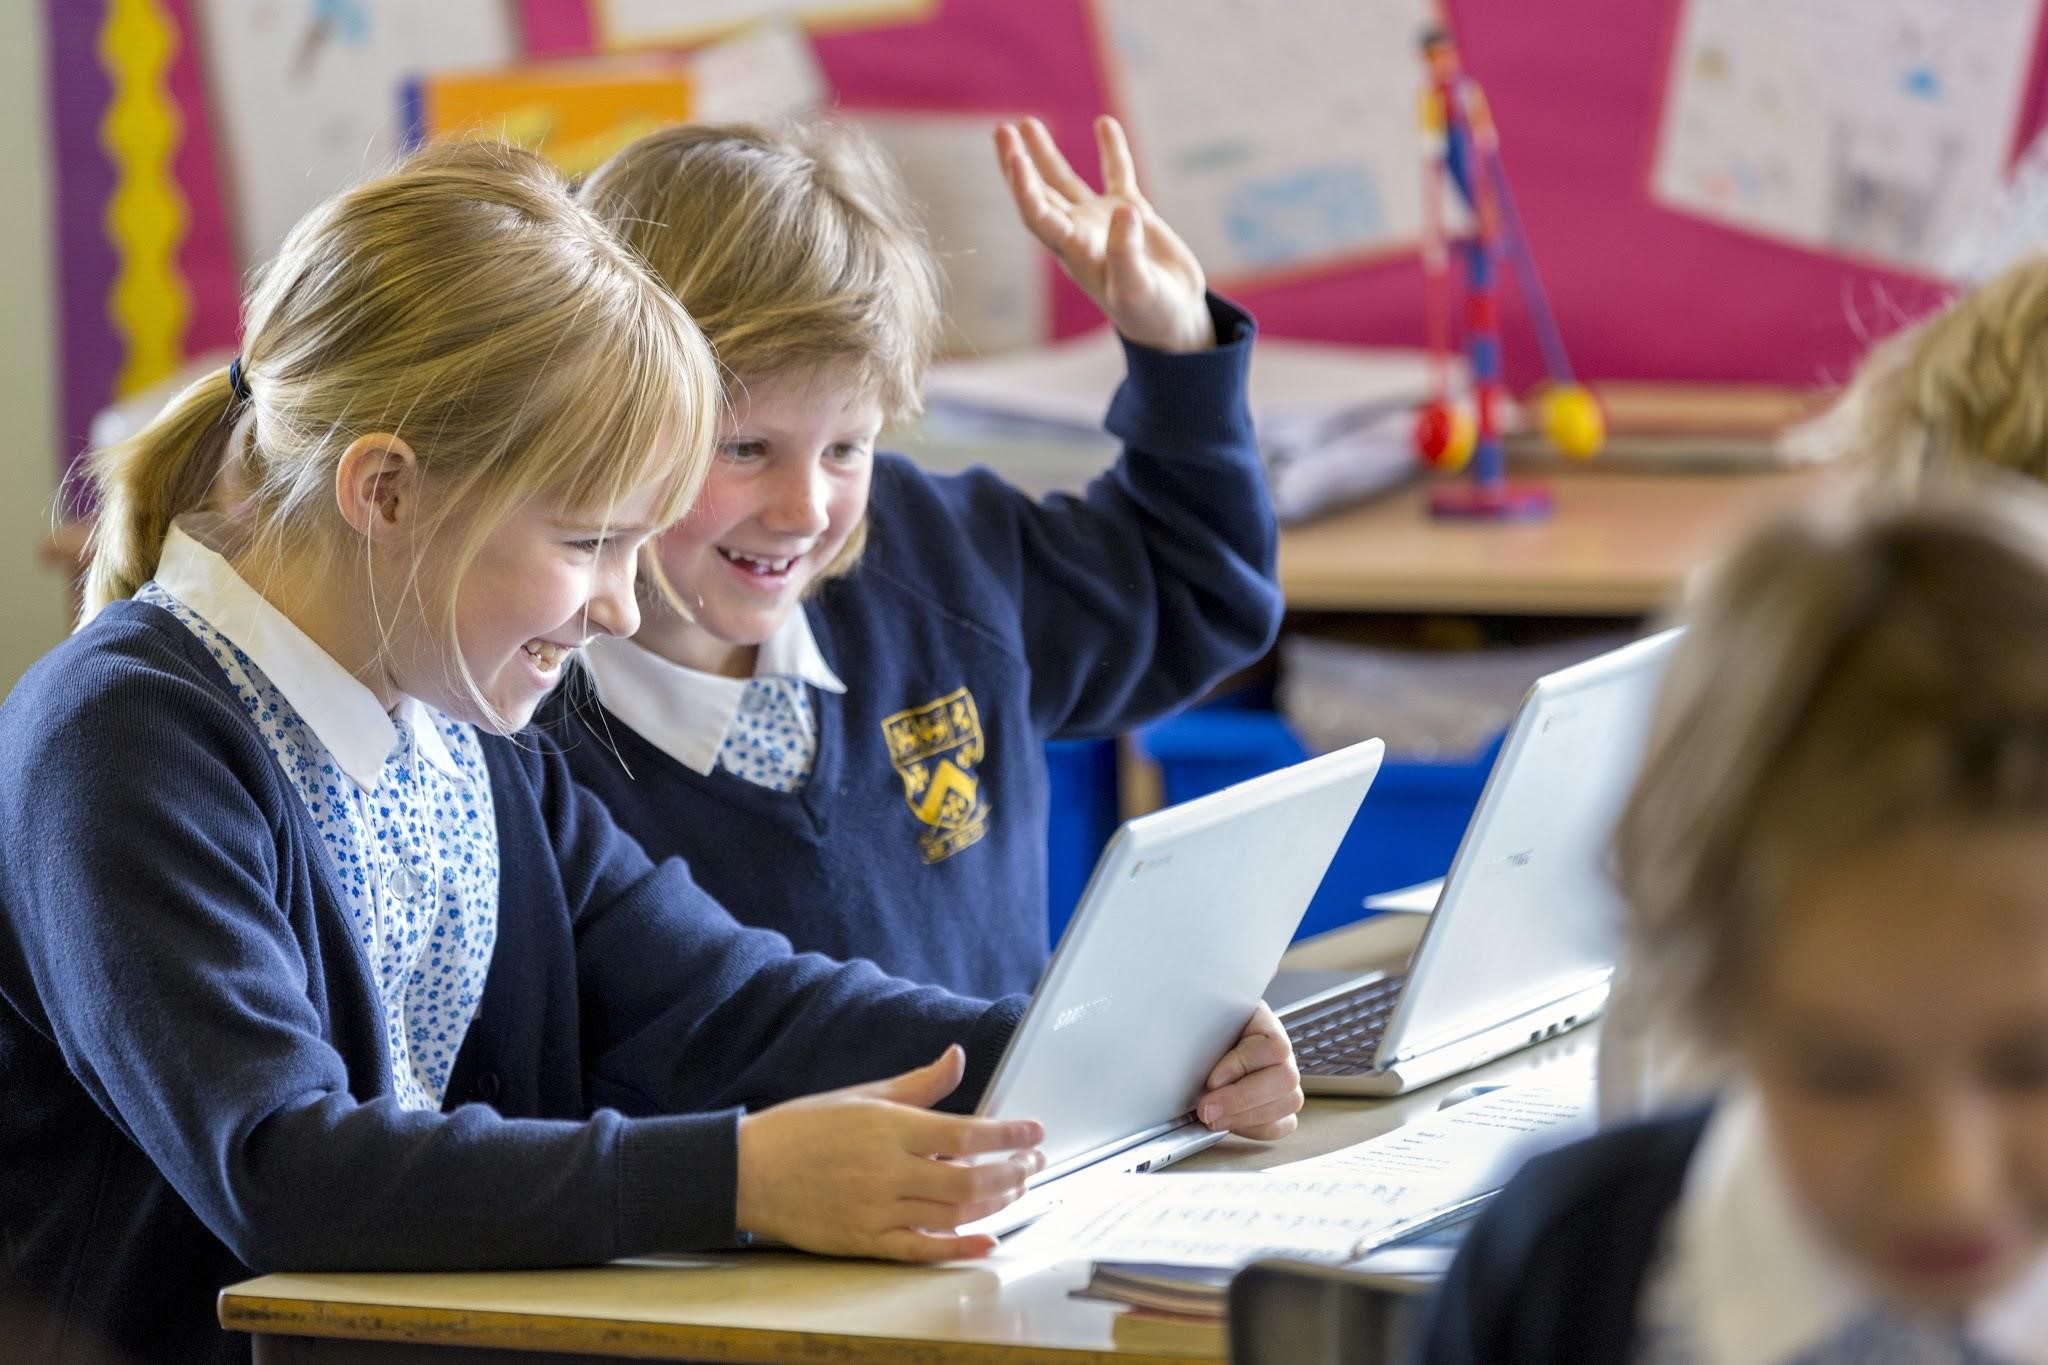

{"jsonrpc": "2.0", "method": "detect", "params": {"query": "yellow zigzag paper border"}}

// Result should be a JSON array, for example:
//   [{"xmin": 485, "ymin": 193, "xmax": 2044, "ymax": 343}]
[{"xmin": 99, "ymin": 0, "xmax": 191, "ymax": 398}]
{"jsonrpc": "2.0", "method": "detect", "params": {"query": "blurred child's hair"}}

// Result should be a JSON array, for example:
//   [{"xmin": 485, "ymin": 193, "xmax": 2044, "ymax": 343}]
[
  {"xmin": 1791, "ymin": 252, "xmax": 2048, "ymax": 490},
  {"xmin": 84, "ymin": 140, "xmax": 720, "ymax": 727},
  {"xmin": 578, "ymin": 119, "xmax": 943, "ymax": 584},
  {"xmin": 1612, "ymin": 485, "xmax": 2048, "ymax": 1037}
]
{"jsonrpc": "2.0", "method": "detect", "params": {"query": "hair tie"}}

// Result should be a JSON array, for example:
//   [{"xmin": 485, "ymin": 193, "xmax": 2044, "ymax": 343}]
[{"xmin": 227, "ymin": 356, "xmax": 252, "ymax": 404}]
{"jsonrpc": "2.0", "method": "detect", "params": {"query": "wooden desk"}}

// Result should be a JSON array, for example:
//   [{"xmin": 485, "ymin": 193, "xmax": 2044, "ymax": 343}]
[
  {"xmin": 1278, "ymin": 467, "xmax": 1830, "ymax": 614},
  {"xmin": 220, "ymin": 916, "xmax": 1593, "ymax": 1364}
]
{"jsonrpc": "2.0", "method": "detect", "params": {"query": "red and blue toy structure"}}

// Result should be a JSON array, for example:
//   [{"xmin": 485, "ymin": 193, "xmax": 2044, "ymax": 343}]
[{"xmin": 1413, "ymin": 27, "xmax": 1603, "ymax": 519}]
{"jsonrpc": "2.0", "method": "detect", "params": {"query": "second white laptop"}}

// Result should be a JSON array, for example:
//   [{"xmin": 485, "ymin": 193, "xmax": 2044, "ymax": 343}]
[{"xmin": 1266, "ymin": 629, "xmax": 1680, "ymax": 1095}]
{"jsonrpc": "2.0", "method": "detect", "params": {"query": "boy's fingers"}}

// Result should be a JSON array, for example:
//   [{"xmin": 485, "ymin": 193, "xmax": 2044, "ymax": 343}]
[
  {"xmin": 1205, "ymin": 1029, "xmax": 1289, "ymax": 1090},
  {"xmin": 1209, "ymin": 1088, "xmax": 1306, "ymax": 1132},
  {"xmin": 1096, "ymin": 116, "xmax": 1140, "ymax": 199},
  {"xmin": 1105, "ymin": 204, "xmax": 1146, "ymax": 288},
  {"xmin": 1230, "ymin": 1113, "xmax": 1300, "ymax": 1142},
  {"xmin": 1022, "ymin": 117, "xmax": 1092, "ymax": 202}
]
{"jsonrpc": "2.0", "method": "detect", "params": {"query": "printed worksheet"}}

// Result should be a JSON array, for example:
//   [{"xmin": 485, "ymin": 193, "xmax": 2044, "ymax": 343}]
[
  {"xmin": 1093, "ymin": 0, "xmax": 1436, "ymax": 282},
  {"xmin": 1002, "ymin": 1064, "xmax": 1595, "ymax": 1269},
  {"xmin": 1651, "ymin": 0, "xmax": 2045, "ymax": 274}
]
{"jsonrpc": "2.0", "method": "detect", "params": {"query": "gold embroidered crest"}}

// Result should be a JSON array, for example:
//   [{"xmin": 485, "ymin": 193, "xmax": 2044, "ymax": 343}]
[{"xmin": 881, "ymin": 687, "xmax": 991, "ymax": 864}]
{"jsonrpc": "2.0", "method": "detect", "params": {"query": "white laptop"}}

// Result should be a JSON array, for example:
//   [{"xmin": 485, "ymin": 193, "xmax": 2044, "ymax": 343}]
[
  {"xmin": 1266, "ymin": 629, "xmax": 1679, "ymax": 1096},
  {"xmin": 964, "ymin": 738, "xmax": 1385, "ymax": 1236}
]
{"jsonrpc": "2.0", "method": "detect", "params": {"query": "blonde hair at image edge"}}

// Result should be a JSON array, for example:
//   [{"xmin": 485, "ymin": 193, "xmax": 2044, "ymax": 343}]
[
  {"xmin": 83, "ymin": 139, "xmax": 722, "ymax": 730},
  {"xmin": 578, "ymin": 118, "xmax": 944, "ymax": 587},
  {"xmin": 1611, "ymin": 486, "xmax": 2048, "ymax": 1039},
  {"xmin": 1794, "ymin": 251, "xmax": 2048, "ymax": 492}
]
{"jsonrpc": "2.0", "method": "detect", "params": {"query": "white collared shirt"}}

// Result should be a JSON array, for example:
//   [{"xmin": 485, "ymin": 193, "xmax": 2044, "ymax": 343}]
[
  {"xmin": 580, "ymin": 608, "xmax": 846, "ymax": 782},
  {"xmin": 141, "ymin": 520, "xmax": 500, "ymax": 1111},
  {"xmin": 1636, "ymin": 1087, "xmax": 2048, "ymax": 1364}
]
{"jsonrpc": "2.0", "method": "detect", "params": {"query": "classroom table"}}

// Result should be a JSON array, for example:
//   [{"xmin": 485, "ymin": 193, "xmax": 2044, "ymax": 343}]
[
  {"xmin": 1277, "ymin": 466, "xmax": 1829, "ymax": 615},
  {"xmin": 219, "ymin": 915, "xmax": 1596, "ymax": 1364}
]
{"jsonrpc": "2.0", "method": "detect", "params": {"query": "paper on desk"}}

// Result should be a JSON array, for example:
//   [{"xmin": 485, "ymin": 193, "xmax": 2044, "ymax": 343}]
[
  {"xmin": 1000, "ymin": 1171, "xmax": 1425, "ymax": 1269},
  {"xmin": 1001, "ymin": 1066, "xmax": 1595, "ymax": 1270},
  {"xmin": 1269, "ymin": 1063, "xmax": 1596, "ymax": 1188}
]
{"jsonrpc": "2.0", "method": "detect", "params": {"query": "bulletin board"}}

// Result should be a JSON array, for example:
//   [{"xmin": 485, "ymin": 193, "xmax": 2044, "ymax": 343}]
[{"xmin": 42, "ymin": 0, "xmax": 2048, "ymax": 490}]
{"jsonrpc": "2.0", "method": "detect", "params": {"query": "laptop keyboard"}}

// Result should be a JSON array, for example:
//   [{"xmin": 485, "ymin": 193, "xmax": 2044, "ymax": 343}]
[{"xmin": 1283, "ymin": 974, "xmax": 1408, "ymax": 1077}]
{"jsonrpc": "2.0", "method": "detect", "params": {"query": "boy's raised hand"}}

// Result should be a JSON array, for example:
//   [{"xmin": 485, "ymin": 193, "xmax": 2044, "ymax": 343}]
[
  {"xmin": 734, "ymin": 1045, "xmax": 1046, "ymax": 1262},
  {"xmin": 1193, "ymin": 1002, "xmax": 1304, "ymax": 1141},
  {"xmin": 996, "ymin": 115, "xmax": 1215, "ymax": 354}
]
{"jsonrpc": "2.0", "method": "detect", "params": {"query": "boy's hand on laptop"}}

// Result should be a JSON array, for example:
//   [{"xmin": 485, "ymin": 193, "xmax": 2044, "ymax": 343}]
[
  {"xmin": 734, "ymin": 1044, "xmax": 1046, "ymax": 1262},
  {"xmin": 1195, "ymin": 1003, "xmax": 1304, "ymax": 1141},
  {"xmin": 995, "ymin": 115, "xmax": 1216, "ymax": 354}
]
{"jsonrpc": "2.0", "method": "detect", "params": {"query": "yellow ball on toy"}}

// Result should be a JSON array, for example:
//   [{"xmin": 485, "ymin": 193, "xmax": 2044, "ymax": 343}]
[{"xmin": 1539, "ymin": 384, "xmax": 1604, "ymax": 460}]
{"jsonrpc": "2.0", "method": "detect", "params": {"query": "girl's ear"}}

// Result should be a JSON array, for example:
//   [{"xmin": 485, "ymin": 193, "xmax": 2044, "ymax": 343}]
[{"xmin": 333, "ymin": 433, "xmax": 421, "ymax": 542}]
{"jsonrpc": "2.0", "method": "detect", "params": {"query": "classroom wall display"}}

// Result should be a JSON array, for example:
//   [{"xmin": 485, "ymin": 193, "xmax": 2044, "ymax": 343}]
[
  {"xmin": 1946, "ymin": 122, "xmax": 2048, "ymax": 282},
  {"xmin": 43, "ymin": 0, "xmax": 2048, "ymax": 490},
  {"xmin": 44, "ymin": 0, "xmax": 239, "ymax": 500},
  {"xmin": 1090, "ymin": 0, "xmax": 1439, "ymax": 285},
  {"xmin": 590, "ymin": 0, "xmax": 934, "ymax": 50},
  {"xmin": 1650, "ymin": 0, "xmax": 2046, "ymax": 276},
  {"xmin": 856, "ymin": 110, "xmax": 1051, "ymax": 354},
  {"xmin": 521, "ymin": 0, "xmax": 2045, "ymax": 387},
  {"xmin": 406, "ymin": 62, "xmax": 695, "ymax": 178},
  {"xmin": 194, "ymin": 0, "xmax": 519, "ymax": 270}
]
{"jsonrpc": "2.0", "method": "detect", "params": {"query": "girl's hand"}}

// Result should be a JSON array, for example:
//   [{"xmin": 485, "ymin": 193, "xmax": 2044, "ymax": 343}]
[
  {"xmin": 734, "ymin": 1045, "xmax": 1046, "ymax": 1261},
  {"xmin": 995, "ymin": 115, "xmax": 1215, "ymax": 354},
  {"xmin": 1194, "ymin": 1002, "xmax": 1304, "ymax": 1141}
]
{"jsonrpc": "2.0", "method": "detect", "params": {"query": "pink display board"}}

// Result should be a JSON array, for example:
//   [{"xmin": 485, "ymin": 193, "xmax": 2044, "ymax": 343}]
[{"xmin": 528, "ymin": 0, "xmax": 2048, "ymax": 386}]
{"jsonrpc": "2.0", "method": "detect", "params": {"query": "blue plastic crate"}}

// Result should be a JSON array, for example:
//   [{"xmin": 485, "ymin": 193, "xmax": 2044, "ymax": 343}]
[{"xmin": 1136, "ymin": 710, "xmax": 1502, "ymax": 941}]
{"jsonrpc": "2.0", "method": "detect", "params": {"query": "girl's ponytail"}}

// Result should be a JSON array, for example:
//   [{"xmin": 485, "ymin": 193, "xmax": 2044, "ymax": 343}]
[{"xmin": 81, "ymin": 366, "xmax": 241, "ymax": 620}]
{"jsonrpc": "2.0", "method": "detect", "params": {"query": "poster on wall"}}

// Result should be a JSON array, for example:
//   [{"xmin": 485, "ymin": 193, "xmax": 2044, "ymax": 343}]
[
  {"xmin": 591, "ymin": 0, "xmax": 932, "ymax": 50},
  {"xmin": 1090, "ymin": 0, "xmax": 1437, "ymax": 286},
  {"xmin": 1650, "ymin": 0, "xmax": 2046, "ymax": 276},
  {"xmin": 194, "ymin": 0, "xmax": 519, "ymax": 269},
  {"xmin": 857, "ymin": 111, "xmax": 1051, "ymax": 356}
]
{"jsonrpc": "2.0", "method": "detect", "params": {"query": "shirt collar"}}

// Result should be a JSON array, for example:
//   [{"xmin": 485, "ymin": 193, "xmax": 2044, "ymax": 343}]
[
  {"xmin": 580, "ymin": 606, "xmax": 843, "ymax": 777},
  {"xmin": 1675, "ymin": 1086, "xmax": 2048, "ymax": 1364},
  {"xmin": 152, "ymin": 520, "xmax": 464, "ymax": 788}
]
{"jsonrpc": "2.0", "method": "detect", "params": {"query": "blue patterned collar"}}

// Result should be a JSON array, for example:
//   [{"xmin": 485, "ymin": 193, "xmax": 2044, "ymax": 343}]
[
  {"xmin": 580, "ymin": 607, "xmax": 844, "ymax": 777},
  {"xmin": 150, "ymin": 520, "xmax": 462, "ymax": 788}
]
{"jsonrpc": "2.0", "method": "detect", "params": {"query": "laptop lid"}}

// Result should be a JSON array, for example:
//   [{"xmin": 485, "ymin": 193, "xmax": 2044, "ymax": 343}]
[
  {"xmin": 979, "ymin": 739, "xmax": 1386, "ymax": 1177},
  {"xmin": 1374, "ymin": 630, "xmax": 1680, "ymax": 1066}
]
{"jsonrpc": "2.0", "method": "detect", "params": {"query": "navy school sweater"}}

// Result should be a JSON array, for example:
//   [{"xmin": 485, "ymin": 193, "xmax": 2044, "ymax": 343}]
[
  {"xmin": 1416, "ymin": 1106, "xmax": 1712, "ymax": 1363},
  {"xmin": 0, "ymin": 605, "xmax": 1024, "ymax": 1364},
  {"xmin": 546, "ymin": 296, "xmax": 1282, "ymax": 1000}
]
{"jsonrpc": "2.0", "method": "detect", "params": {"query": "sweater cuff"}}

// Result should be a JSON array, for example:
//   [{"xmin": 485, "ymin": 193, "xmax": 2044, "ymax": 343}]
[
  {"xmin": 1106, "ymin": 292, "xmax": 1258, "ymax": 459},
  {"xmin": 614, "ymin": 1108, "xmax": 745, "ymax": 1255},
  {"xmin": 951, "ymin": 995, "xmax": 1029, "ymax": 1112}
]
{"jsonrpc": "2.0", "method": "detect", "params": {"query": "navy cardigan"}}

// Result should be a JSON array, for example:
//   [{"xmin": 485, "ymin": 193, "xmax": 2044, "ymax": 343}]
[{"xmin": 0, "ymin": 605, "xmax": 1022, "ymax": 1363}]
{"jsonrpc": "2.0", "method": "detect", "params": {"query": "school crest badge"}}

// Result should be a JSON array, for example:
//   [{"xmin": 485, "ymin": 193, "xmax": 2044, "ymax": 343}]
[{"xmin": 881, "ymin": 687, "xmax": 991, "ymax": 864}]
